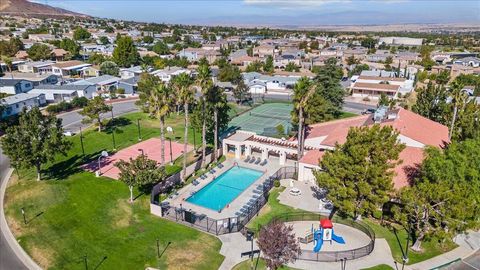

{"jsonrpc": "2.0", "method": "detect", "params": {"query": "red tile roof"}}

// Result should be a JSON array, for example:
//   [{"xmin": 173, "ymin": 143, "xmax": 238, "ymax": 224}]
[{"xmin": 301, "ymin": 108, "xmax": 449, "ymax": 189}]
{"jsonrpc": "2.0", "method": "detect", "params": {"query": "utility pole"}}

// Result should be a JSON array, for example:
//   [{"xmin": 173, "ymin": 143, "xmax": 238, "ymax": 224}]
[{"xmin": 79, "ymin": 127, "xmax": 85, "ymax": 156}]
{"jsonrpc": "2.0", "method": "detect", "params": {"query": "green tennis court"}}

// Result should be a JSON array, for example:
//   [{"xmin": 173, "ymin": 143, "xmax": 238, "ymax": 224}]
[{"xmin": 228, "ymin": 103, "xmax": 293, "ymax": 136}]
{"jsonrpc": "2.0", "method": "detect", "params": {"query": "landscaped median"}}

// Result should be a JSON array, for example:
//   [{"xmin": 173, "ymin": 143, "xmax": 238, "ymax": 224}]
[{"xmin": 3, "ymin": 111, "xmax": 226, "ymax": 269}]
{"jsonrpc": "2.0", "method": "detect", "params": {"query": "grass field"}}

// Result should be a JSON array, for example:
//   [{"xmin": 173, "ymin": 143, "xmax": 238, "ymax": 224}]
[
  {"xmin": 247, "ymin": 187, "xmax": 313, "ymax": 233},
  {"xmin": 361, "ymin": 264, "xmax": 394, "ymax": 270},
  {"xmin": 4, "ymin": 111, "xmax": 227, "ymax": 269},
  {"xmin": 362, "ymin": 219, "xmax": 457, "ymax": 265}
]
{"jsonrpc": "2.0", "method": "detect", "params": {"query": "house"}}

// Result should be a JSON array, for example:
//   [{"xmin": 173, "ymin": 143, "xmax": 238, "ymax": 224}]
[
  {"xmin": 243, "ymin": 72, "xmax": 300, "ymax": 94},
  {"xmin": 14, "ymin": 50, "xmax": 29, "ymax": 60},
  {"xmin": 1, "ymin": 93, "xmax": 46, "ymax": 118},
  {"xmin": 52, "ymin": 61, "xmax": 92, "ymax": 77},
  {"xmin": 177, "ymin": 48, "xmax": 221, "ymax": 63},
  {"xmin": 274, "ymin": 54, "xmax": 301, "ymax": 69},
  {"xmin": 3, "ymin": 73, "xmax": 58, "ymax": 86},
  {"xmin": 84, "ymin": 75, "xmax": 121, "ymax": 92},
  {"xmin": 252, "ymin": 45, "xmax": 276, "ymax": 57},
  {"xmin": 28, "ymin": 34, "xmax": 56, "ymax": 42},
  {"xmin": 51, "ymin": 48, "xmax": 69, "ymax": 61},
  {"xmin": 151, "ymin": 67, "xmax": 190, "ymax": 83},
  {"xmin": 453, "ymin": 57, "xmax": 480, "ymax": 68},
  {"xmin": 80, "ymin": 66, "xmax": 101, "ymax": 78},
  {"xmin": 0, "ymin": 79, "xmax": 34, "ymax": 94},
  {"xmin": 350, "ymin": 76, "xmax": 414, "ymax": 99},
  {"xmin": 117, "ymin": 76, "xmax": 139, "ymax": 95},
  {"xmin": 28, "ymin": 84, "xmax": 97, "ymax": 103},
  {"xmin": 17, "ymin": 61, "xmax": 55, "ymax": 74},
  {"xmin": 366, "ymin": 50, "xmax": 394, "ymax": 62},
  {"xmin": 298, "ymin": 107, "xmax": 449, "ymax": 188},
  {"xmin": 120, "ymin": 66, "xmax": 145, "ymax": 79},
  {"xmin": 378, "ymin": 37, "xmax": 423, "ymax": 46},
  {"xmin": 230, "ymin": 55, "xmax": 260, "ymax": 67}
]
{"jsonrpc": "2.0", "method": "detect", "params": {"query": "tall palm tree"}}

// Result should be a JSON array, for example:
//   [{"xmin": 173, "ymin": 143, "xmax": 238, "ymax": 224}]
[
  {"xmin": 147, "ymin": 83, "xmax": 173, "ymax": 165},
  {"xmin": 196, "ymin": 63, "xmax": 212, "ymax": 168},
  {"xmin": 292, "ymin": 77, "xmax": 316, "ymax": 160},
  {"xmin": 172, "ymin": 73, "xmax": 194, "ymax": 181},
  {"xmin": 448, "ymin": 81, "xmax": 467, "ymax": 140},
  {"xmin": 206, "ymin": 85, "xmax": 225, "ymax": 163}
]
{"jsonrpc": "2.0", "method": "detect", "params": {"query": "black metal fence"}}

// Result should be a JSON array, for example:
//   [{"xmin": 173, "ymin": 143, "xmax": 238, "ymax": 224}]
[
  {"xmin": 156, "ymin": 166, "xmax": 298, "ymax": 235},
  {"xmin": 264, "ymin": 213, "xmax": 376, "ymax": 262}
]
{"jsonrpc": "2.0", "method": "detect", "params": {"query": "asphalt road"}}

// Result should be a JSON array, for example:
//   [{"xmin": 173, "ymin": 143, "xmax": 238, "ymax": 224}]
[
  {"xmin": 0, "ymin": 147, "xmax": 28, "ymax": 270},
  {"xmin": 60, "ymin": 100, "xmax": 140, "ymax": 133}
]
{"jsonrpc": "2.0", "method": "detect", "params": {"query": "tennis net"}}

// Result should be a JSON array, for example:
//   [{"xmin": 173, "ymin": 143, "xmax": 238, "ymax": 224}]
[{"xmin": 249, "ymin": 112, "xmax": 290, "ymax": 121}]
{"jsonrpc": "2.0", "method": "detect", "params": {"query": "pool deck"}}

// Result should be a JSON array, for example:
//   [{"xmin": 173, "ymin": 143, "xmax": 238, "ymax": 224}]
[{"xmin": 166, "ymin": 156, "xmax": 292, "ymax": 220}]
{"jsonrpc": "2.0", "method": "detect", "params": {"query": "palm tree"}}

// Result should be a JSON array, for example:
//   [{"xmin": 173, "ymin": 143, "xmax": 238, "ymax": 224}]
[
  {"xmin": 147, "ymin": 83, "xmax": 174, "ymax": 165},
  {"xmin": 448, "ymin": 81, "xmax": 467, "ymax": 140},
  {"xmin": 206, "ymin": 85, "xmax": 225, "ymax": 163},
  {"xmin": 172, "ymin": 73, "xmax": 194, "ymax": 181},
  {"xmin": 196, "ymin": 63, "xmax": 212, "ymax": 168},
  {"xmin": 292, "ymin": 77, "xmax": 316, "ymax": 160}
]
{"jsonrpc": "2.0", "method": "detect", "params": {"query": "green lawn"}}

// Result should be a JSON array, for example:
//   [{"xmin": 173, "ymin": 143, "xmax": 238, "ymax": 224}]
[
  {"xmin": 339, "ymin": 111, "xmax": 358, "ymax": 119},
  {"xmin": 362, "ymin": 219, "xmax": 457, "ymax": 265},
  {"xmin": 361, "ymin": 264, "xmax": 394, "ymax": 270},
  {"xmin": 232, "ymin": 258, "xmax": 300, "ymax": 270},
  {"xmin": 4, "ymin": 111, "xmax": 226, "ymax": 269},
  {"xmin": 247, "ymin": 187, "xmax": 314, "ymax": 233}
]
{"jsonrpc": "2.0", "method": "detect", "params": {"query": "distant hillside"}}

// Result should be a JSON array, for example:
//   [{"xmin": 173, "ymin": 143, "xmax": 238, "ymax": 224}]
[{"xmin": 0, "ymin": 0, "xmax": 89, "ymax": 18}]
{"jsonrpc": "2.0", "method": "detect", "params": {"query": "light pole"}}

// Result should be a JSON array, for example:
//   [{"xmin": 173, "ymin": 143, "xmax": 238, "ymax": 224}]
[
  {"xmin": 111, "ymin": 127, "xmax": 116, "ymax": 151},
  {"xmin": 21, "ymin": 207, "xmax": 26, "ymax": 225},
  {"xmin": 79, "ymin": 126, "xmax": 85, "ymax": 156},
  {"xmin": 137, "ymin": 119, "xmax": 142, "ymax": 141},
  {"xmin": 96, "ymin": 151, "xmax": 109, "ymax": 177},
  {"xmin": 167, "ymin": 126, "xmax": 174, "ymax": 165}
]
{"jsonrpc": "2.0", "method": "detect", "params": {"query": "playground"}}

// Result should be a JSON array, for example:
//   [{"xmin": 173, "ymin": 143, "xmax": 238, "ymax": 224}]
[
  {"xmin": 83, "ymin": 138, "xmax": 192, "ymax": 179},
  {"xmin": 288, "ymin": 220, "xmax": 372, "ymax": 252},
  {"xmin": 228, "ymin": 103, "xmax": 293, "ymax": 136}
]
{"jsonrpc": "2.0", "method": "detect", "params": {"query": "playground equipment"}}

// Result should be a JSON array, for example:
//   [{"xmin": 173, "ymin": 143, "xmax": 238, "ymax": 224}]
[{"xmin": 312, "ymin": 219, "xmax": 345, "ymax": 253}]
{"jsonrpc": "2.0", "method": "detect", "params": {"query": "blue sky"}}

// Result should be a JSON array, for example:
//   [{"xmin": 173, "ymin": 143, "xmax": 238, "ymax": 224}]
[{"xmin": 41, "ymin": 0, "xmax": 480, "ymax": 26}]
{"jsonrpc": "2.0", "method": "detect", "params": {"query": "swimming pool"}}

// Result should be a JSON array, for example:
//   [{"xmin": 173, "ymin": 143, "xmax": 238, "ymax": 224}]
[{"xmin": 186, "ymin": 166, "xmax": 263, "ymax": 211}]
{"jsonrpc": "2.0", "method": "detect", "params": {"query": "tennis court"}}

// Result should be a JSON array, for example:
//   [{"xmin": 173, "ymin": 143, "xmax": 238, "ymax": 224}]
[{"xmin": 228, "ymin": 103, "xmax": 293, "ymax": 136}]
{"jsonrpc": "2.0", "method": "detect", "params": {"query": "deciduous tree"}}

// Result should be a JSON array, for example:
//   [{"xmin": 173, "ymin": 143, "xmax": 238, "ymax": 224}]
[
  {"xmin": 100, "ymin": 61, "xmax": 120, "ymax": 76},
  {"xmin": 115, "ymin": 154, "xmax": 166, "ymax": 202},
  {"xmin": 1, "ymin": 108, "xmax": 72, "ymax": 180},
  {"xmin": 79, "ymin": 96, "xmax": 112, "ymax": 132},
  {"xmin": 257, "ymin": 221, "xmax": 301, "ymax": 270},
  {"xmin": 113, "ymin": 35, "xmax": 140, "ymax": 67},
  {"xmin": 27, "ymin": 43, "xmax": 52, "ymax": 61}
]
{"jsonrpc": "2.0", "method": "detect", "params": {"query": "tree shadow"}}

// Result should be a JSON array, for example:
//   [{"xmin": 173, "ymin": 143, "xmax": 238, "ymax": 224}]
[
  {"xmin": 44, "ymin": 151, "xmax": 102, "ymax": 181},
  {"xmin": 26, "ymin": 211, "xmax": 44, "ymax": 224},
  {"xmin": 104, "ymin": 117, "xmax": 132, "ymax": 134}
]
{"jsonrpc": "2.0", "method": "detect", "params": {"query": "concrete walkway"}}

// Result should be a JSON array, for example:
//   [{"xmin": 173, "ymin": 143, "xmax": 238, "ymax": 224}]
[{"xmin": 218, "ymin": 232, "xmax": 258, "ymax": 270}]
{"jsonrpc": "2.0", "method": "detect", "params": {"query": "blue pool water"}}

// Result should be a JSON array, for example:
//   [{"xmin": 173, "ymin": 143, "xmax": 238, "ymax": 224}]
[{"xmin": 186, "ymin": 166, "xmax": 263, "ymax": 211}]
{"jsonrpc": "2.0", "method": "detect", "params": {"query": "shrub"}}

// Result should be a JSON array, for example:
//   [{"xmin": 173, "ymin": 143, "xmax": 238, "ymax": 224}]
[
  {"xmin": 71, "ymin": 96, "xmax": 88, "ymax": 108},
  {"xmin": 362, "ymin": 97, "xmax": 371, "ymax": 102},
  {"xmin": 116, "ymin": 88, "xmax": 125, "ymax": 94},
  {"xmin": 274, "ymin": 180, "xmax": 280, "ymax": 187}
]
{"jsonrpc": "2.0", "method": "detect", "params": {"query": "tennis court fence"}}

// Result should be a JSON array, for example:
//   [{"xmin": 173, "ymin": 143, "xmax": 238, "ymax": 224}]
[{"xmin": 153, "ymin": 166, "xmax": 298, "ymax": 236}]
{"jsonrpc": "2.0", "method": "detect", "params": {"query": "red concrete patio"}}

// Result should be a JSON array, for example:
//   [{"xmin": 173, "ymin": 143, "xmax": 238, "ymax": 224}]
[{"xmin": 84, "ymin": 138, "xmax": 193, "ymax": 179}]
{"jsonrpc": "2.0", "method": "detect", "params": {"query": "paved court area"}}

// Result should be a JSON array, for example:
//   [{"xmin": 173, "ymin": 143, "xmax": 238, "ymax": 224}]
[
  {"xmin": 286, "ymin": 221, "xmax": 371, "ymax": 251},
  {"xmin": 278, "ymin": 179, "xmax": 332, "ymax": 214},
  {"xmin": 84, "ymin": 138, "xmax": 192, "ymax": 179},
  {"xmin": 229, "ymin": 103, "xmax": 293, "ymax": 136}
]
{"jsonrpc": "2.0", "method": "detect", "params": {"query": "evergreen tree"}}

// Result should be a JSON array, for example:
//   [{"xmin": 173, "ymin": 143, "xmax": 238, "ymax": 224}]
[
  {"xmin": 79, "ymin": 96, "xmax": 112, "ymax": 132},
  {"xmin": 27, "ymin": 43, "xmax": 52, "ymax": 61},
  {"xmin": 113, "ymin": 36, "xmax": 140, "ymax": 67},
  {"xmin": 315, "ymin": 125, "xmax": 405, "ymax": 219},
  {"xmin": 412, "ymin": 82, "xmax": 449, "ymax": 125}
]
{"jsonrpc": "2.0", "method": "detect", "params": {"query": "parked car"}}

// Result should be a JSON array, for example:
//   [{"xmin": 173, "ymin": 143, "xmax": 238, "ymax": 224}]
[{"xmin": 361, "ymin": 108, "xmax": 376, "ymax": 115}]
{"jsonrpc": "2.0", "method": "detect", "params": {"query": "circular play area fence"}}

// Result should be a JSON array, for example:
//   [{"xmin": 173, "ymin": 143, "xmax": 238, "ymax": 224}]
[{"xmin": 267, "ymin": 213, "xmax": 376, "ymax": 262}]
